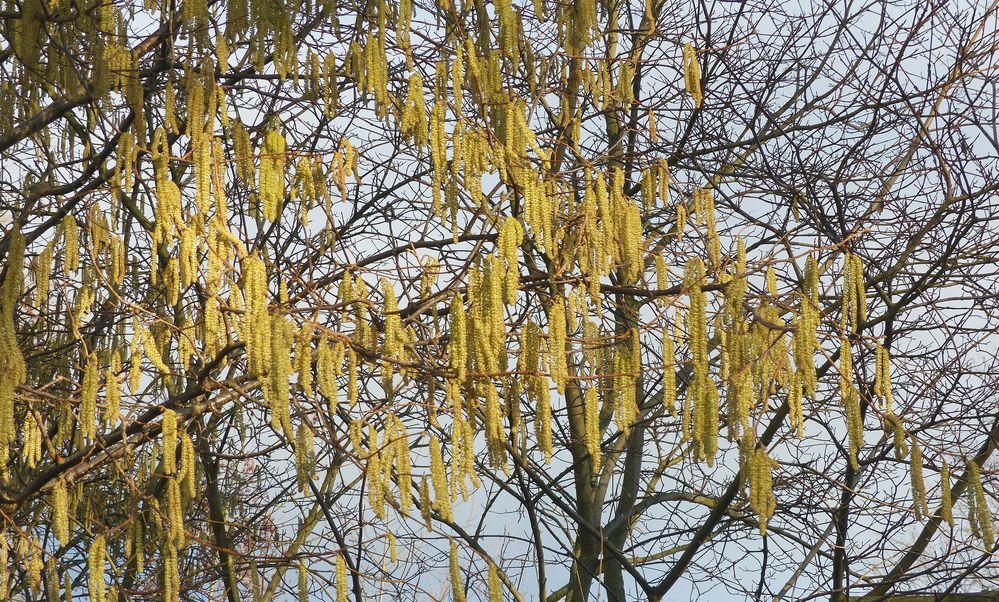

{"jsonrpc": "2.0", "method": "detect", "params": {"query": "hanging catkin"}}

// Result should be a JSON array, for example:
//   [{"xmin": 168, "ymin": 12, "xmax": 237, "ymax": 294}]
[
  {"xmin": 336, "ymin": 553, "xmax": 348, "ymax": 602},
  {"xmin": 940, "ymin": 460, "xmax": 954, "ymax": 528},
  {"xmin": 910, "ymin": 436, "xmax": 928, "ymax": 520},
  {"xmin": 685, "ymin": 258, "xmax": 717, "ymax": 465},
  {"xmin": 839, "ymin": 339, "xmax": 862, "ymax": 471},
  {"xmin": 89, "ymin": 534, "xmax": 106, "ymax": 602},
  {"xmin": 80, "ymin": 352, "xmax": 99, "ymax": 441},
  {"xmin": 449, "ymin": 542, "xmax": 467, "ymax": 602},
  {"xmin": 52, "ymin": 479, "xmax": 69, "ymax": 545},
  {"xmin": 162, "ymin": 408, "xmax": 177, "ymax": 474},
  {"xmin": 429, "ymin": 435, "xmax": 453, "ymax": 522},
  {"xmin": 968, "ymin": 460, "xmax": 995, "ymax": 549},
  {"xmin": 747, "ymin": 445, "xmax": 777, "ymax": 535},
  {"xmin": 682, "ymin": 44, "xmax": 703, "ymax": 108}
]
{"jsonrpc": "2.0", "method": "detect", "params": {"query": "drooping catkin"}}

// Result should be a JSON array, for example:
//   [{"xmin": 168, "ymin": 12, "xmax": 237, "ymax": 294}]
[
  {"xmin": 662, "ymin": 326, "xmax": 677, "ymax": 415},
  {"xmin": 488, "ymin": 562, "xmax": 503, "ymax": 602},
  {"xmin": 682, "ymin": 44, "xmax": 703, "ymax": 108},
  {"xmin": 62, "ymin": 215, "xmax": 79, "ymax": 273},
  {"xmin": 794, "ymin": 255, "xmax": 819, "ymax": 398},
  {"xmin": 400, "ymin": 73, "xmax": 429, "ymax": 146},
  {"xmin": 449, "ymin": 542, "xmax": 467, "ymax": 602},
  {"xmin": 910, "ymin": 436, "xmax": 928, "ymax": 520},
  {"xmin": 81, "ymin": 352, "xmax": 99, "ymax": 441},
  {"xmin": 268, "ymin": 313, "xmax": 295, "ymax": 440},
  {"xmin": 179, "ymin": 431, "xmax": 197, "ymax": 500},
  {"xmin": 968, "ymin": 460, "xmax": 994, "ymax": 549},
  {"xmin": 296, "ymin": 323, "xmax": 314, "ymax": 394},
  {"xmin": 259, "ymin": 128, "xmax": 287, "ymax": 222},
  {"xmin": 89, "ymin": 534, "xmax": 106, "ymax": 602},
  {"xmin": 584, "ymin": 385, "xmax": 601, "ymax": 472},
  {"xmin": 686, "ymin": 258, "xmax": 717, "ymax": 465},
  {"xmin": 841, "ymin": 252, "xmax": 866, "ymax": 333},
  {"xmin": 449, "ymin": 294, "xmax": 468, "ymax": 383},
  {"xmin": 52, "ymin": 479, "xmax": 69, "ymax": 546},
  {"xmin": 429, "ymin": 435, "xmax": 453, "ymax": 522},
  {"xmin": 295, "ymin": 422, "xmax": 315, "ymax": 494},
  {"xmin": 940, "ymin": 460, "xmax": 954, "ymax": 528},
  {"xmin": 874, "ymin": 341, "xmax": 893, "ymax": 413},
  {"xmin": 746, "ymin": 444, "xmax": 777, "ymax": 535},
  {"xmin": 34, "ymin": 241, "xmax": 53, "ymax": 307},
  {"xmin": 336, "ymin": 553, "xmax": 348, "ymax": 602},
  {"xmin": 839, "ymin": 339, "xmax": 862, "ymax": 470},
  {"xmin": 298, "ymin": 560, "xmax": 308, "ymax": 602},
  {"xmin": 162, "ymin": 408, "xmax": 177, "ymax": 474},
  {"xmin": 103, "ymin": 354, "xmax": 120, "ymax": 427}
]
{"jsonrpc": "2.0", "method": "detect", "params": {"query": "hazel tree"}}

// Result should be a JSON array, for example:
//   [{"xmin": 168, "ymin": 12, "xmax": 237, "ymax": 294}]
[{"xmin": 0, "ymin": 0, "xmax": 997, "ymax": 600}]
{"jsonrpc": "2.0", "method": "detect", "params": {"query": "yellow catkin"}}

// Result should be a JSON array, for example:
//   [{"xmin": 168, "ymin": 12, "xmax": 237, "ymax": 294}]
[
  {"xmin": 260, "ymin": 129, "xmax": 287, "ymax": 222},
  {"xmin": 682, "ymin": 43, "xmax": 703, "ymax": 108},
  {"xmin": 488, "ymin": 563, "xmax": 503, "ymax": 602},
  {"xmin": 449, "ymin": 294, "xmax": 468, "ymax": 383},
  {"xmin": 0, "ymin": 227, "xmax": 25, "ymax": 453},
  {"xmin": 969, "ymin": 460, "xmax": 994, "ymax": 549},
  {"xmin": 584, "ymin": 385, "xmax": 601, "ymax": 472},
  {"xmin": 80, "ymin": 352, "xmax": 99, "ymax": 441},
  {"xmin": 686, "ymin": 258, "xmax": 716, "ymax": 465},
  {"xmin": 341, "ymin": 344, "xmax": 355, "ymax": 405},
  {"xmin": 940, "ymin": 460, "xmax": 954, "ymax": 528},
  {"xmin": 89, "ymin": 534, "xmax": 106, "ymax": 602},
  {"xmin": 663, "ymin": 326, "xmax": 677, "ymax": 415},
  {"xmin": 179, "ymin": 431, "xmax": 197, "ymax": 500},
  {"xmin": 400, "ymin": 73, "xmax": 429, "ymax": 146},
  {"xmin": 167, "ymin": 476, "xmax": 184, "ymax": 548},
  {"xmin": 62, "ymin": 215, "xmax": 79, "ymax": 273},
  {"xmin": 336, "ymin": 553, "xmax": 348, "ymax": 602},
  {"xmin": 298, "ymin": 560, "xmax": 308, "ymax": 602},
  {"xmin": 419, "ymin": 477, "xmax": 433, "ymax": 529},
  {"xmin": 839, "ymin": 339, "xmax": 862, "ymax": 470},
  {"xmin": 162, "ymin": 408, "xmax": 177, "ymax": 475},
  {"xmin": 429, "ymin": 435, "xmax": 453, "ymax": 522},
  {"xmin": 910, "ymin": 436, "xmax": 928, "ymax": 520},
  {"xmin": 747, "ymin": 445, "xmax": 777, "ymax": 535},
  {"xmin": 105, "ymin": 354, "xmax": 120, "ymax": 427},
  {"xmin": 52, "ymin": 479, "xmax": 70, "ymax": 545},
  {"xmin": 296, "ymin": 323, "xmax": 314, "ymax": 394},
  {"xmin": 269, "ymin": 314, "xmax": 295, "ymax": 440},
  {"xmin": 449, "ymin": 542, "xmax": 467, "ymax": 602},
  {"xmin": 875, "ymin": 341, "xmax": 893, "ymax": 413},
  {"xmin": 129, "ymin": 320, "xmax": 143, "ymax": 393},
  {"xmin": 34, "ymin": 241, "xmax": 53, "ymax": 306}
]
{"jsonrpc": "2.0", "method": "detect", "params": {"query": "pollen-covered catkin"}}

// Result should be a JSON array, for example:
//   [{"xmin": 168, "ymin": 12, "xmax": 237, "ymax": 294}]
[
  {"xmin": 910, "ymin": 436, "xmax": 928, "ymax": 520},
  {"xmin": 584, "ymin": 385, "xmax": 601, "ymax": 472},
  {"xmin": 429, "ymin": 435, "xmax": 453, "ymax": 522},
  {"xmin": 449, "ymin": 542, "xmax": 467, "ymax": 602},
  {"xmin": 488, "ymin": 562, "xmax": 503, "ymax": 602},
  {"xmin": 80, "ymin": 352, "xmax": 99, "ymax": 441},
  {"xmin": 682, "ymin": 44, "xmax": 703, "ymax": 108},
  {"xmin": 839, "ymin": 339, "xmax": 862, "ymax": 471},
  {"xmin": 336, "ymin": 553, "xmax": 348, "ymax": 602},
  {"xmin": 662, "ymin": 326, "xmax": 677, "ymax": 415},
  {"xmin": 162, "ymin": 408, "xmax": 177, "ymax": 475},
  {"xmin": 685, "ymin": 258, "xmax": 717, "ymax": 465},
  {"xmin": 52, "ymin": 479, "xmax": 69, "ymax": 545},
  {"xmin": 940, "ymin": 460, "xmax": 954, "ymax": 528},
  {"xmin": 62, "ymin": 215, "xmax": 79, "ymax": 273},
  {"xmin": 747, "ymin": 445, "xmax": 777, "ymax": 535},
  {"xmin": 969, "ymin": 460, "xmax": 995, "ymax": 549},
  {"xmin": 89, "ymin": 534, "xmax": 106, "ymax": 602},
  {"xmin": 259, "ymin": 129, "xmax": 287, "ymax": 222}
]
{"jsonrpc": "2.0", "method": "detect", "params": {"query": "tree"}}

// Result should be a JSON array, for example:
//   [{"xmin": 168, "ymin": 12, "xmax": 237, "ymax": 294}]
[{"xmin": 0, "ymin": 0, "xmax": 997, "ymax": 600}]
